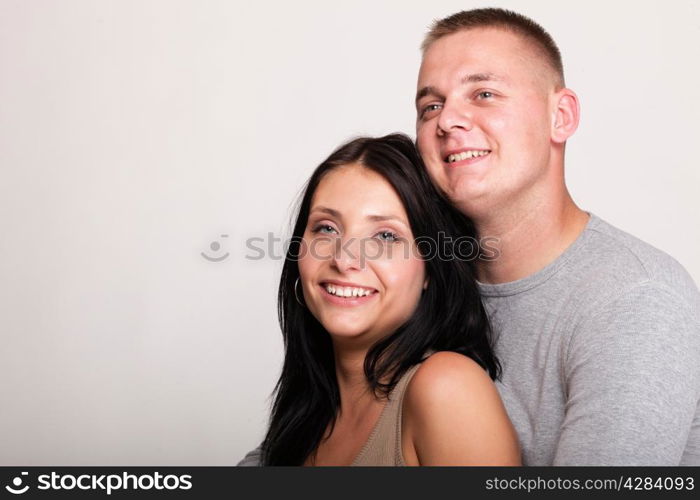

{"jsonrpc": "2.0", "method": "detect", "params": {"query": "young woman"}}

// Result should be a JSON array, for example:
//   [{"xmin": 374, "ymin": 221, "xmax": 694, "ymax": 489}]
[{"xmin": 261, "ymin": 134, "xmax": 520, "ymax": 465}]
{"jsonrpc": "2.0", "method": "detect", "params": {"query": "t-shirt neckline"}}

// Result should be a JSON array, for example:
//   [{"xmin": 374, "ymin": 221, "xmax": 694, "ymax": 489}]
[{"xmin": 477, "ymin": 212, "xmax": 598, "ymax": 298}]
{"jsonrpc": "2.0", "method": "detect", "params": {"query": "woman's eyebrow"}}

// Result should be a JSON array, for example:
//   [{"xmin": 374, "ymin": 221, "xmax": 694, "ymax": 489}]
[
  {"xmin": 311, "ymin": 207, "xmax": 408, "ymax": 225},
  {"xmin": 366, "ymin": 214, "xmax": 408, "ymax": 225},
  {"xmin": 310, "ymin": 206, "xmax": 341, "ymax": 217}
]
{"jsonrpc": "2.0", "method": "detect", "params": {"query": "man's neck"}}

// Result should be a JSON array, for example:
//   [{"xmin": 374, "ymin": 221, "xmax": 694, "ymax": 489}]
[{"xmin": 474, "ymin": 191, "xmax": 589, "ymax": 285}]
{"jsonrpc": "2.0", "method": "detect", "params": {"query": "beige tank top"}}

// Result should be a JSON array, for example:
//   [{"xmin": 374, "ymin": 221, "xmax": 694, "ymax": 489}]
[{"xmin": 351, "ymin": 363, "xmax": 422, "ymax": 466}]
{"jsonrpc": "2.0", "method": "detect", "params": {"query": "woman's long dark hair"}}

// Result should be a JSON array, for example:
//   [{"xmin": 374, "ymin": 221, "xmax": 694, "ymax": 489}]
[{"xmin": 262, "ymin": 133, "xmax": 499, "ymax": 465}]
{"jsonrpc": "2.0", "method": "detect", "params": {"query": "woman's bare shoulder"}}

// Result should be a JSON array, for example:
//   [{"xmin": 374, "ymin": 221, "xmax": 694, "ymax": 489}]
[
  {"xmin": 402, "ymin": 351, "xmax": 521, "ymax": 465},
  {"xmin": 406, "ymin": 351, "xmax": 498, "ymax": 403}
]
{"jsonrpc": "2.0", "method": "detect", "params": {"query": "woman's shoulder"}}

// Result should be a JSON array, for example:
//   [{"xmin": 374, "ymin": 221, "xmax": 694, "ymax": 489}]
[
  {"xmin": 402, "ymin": 351, "xmax": 520, "ymax": 465},
  {"xmin": 407, "ymin": 351, "xmax": 495, "ymax": 399}
]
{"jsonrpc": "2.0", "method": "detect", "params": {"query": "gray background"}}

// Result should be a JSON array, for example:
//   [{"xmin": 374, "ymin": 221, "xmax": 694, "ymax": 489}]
[{"xmin": 1, "ymin": 0, "xmax": 698, "ymax": 464}]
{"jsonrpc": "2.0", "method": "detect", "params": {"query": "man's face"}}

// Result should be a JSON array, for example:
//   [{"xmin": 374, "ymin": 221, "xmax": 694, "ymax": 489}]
[{"xmin": 416, "ymin": 28, "xmax": 557, "ymax": 217}]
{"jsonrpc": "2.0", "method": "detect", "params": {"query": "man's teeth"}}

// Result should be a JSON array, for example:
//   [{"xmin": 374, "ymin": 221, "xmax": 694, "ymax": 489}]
[
  {"xmin": 324, "ymin": 284, "xmax": 374, "ymax": 297},
  {"xmin": 447, "ymin": 150, "xmax": 490, "ymax": 163}
]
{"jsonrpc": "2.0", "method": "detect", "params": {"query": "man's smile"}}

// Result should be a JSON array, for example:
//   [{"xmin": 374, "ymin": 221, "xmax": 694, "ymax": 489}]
[{"xmin": 445, "ymin": 149, "xmax": 491, "ymax": 163}]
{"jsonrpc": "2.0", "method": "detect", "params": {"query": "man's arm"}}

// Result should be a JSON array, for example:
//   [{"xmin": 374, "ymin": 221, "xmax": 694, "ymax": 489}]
[
  {"xmin": 237, "ymin": 445, "xmax": 263, "ymax": 466},
  {"xmin": 554, "ymin": 282, "xmax": 700, "ymax": 465}
]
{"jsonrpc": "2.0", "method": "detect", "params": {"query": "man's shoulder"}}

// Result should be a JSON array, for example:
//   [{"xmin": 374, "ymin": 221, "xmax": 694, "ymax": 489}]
[
  {"xmin": 576, "ymin": 214, "xmax": 698, "ymax": 305},
  {"xmin": 561, "ymin": 217, "xmax": 700, "ymax": 385}
]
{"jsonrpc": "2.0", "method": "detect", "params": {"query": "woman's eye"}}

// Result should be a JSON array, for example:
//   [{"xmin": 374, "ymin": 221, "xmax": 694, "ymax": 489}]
[
  {"xmin": 313, "ymin": 224, "xmax": 337, "ymax": 234},
  {"xmin": 375, "ymin": 230, "xmax": 399, "ymax": 242}
]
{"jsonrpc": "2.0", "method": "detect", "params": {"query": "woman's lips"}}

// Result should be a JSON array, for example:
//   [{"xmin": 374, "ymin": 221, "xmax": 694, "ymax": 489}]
[{"xmin": 318, "ymin": 284, "xmax": 378, "ymax": 307}]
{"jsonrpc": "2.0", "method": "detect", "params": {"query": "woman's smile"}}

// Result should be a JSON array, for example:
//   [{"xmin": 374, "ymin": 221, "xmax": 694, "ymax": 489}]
[{"xmin": 319, "ymin": 280, "xmax": 379, "ymax": 307}]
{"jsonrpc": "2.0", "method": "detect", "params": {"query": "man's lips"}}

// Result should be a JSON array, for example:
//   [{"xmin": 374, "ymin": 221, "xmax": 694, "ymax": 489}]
[{"xmin": 442, "ymin": 148, "xmax": 492, "ymax": 165}]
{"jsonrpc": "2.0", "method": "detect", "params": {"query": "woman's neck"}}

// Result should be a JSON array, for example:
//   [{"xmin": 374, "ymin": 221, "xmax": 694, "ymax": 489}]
[{"xmin": 332, "ymin": 343, "xmax": 379, "ymax": 420}]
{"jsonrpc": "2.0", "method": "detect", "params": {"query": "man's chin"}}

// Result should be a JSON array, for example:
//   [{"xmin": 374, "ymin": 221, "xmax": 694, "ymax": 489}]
[
  {"xmin": 449, "ymin": 177, "xmax": 491, "ymax": 205},
  {"xmin": 452, "ymin": 189, "xmax": 500, "ymax": 220}
]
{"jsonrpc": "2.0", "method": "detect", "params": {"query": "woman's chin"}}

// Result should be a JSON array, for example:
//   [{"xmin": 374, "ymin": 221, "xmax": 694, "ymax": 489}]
[
  {"xmin": 325, "ymin": 327, "xmax": 367, "ymax": 339},
  {"xmin": 324, "ymin": 326, "xmax": 383, "ymax": 346}
]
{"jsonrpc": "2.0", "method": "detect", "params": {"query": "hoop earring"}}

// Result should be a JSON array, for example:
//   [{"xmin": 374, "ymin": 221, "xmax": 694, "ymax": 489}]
[{"xmin": 294, "ymin": 277, "xmax": 305, "ymax": 307}]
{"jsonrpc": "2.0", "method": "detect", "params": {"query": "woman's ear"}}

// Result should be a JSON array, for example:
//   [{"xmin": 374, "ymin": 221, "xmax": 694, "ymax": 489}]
[
  {"xmin": 423, "ymin": 276, "xmax": 429, "ymax": 290},
  {"xmin": 551, "ymin": 88, "xmax": 580, "ymax": 144}
]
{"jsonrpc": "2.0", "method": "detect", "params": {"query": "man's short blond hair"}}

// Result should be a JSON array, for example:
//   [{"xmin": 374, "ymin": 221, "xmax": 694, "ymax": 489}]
[{"xmin": 422, "ymin": 8, "xmax": 565, "ymax": 88}]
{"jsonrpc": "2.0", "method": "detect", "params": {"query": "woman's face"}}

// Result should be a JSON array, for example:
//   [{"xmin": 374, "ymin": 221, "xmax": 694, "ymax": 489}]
[{"xmin": 298, "ymin": 163, "xmax": 427, "ymax": 347}]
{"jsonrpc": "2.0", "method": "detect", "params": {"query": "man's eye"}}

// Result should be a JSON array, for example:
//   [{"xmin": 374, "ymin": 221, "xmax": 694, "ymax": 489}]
[
  {"xmin": 420, "ymin": 103, "xmax": 442, "ymax": 118},
  {"xmin": 476, "ymin": 91, "xmax": 494, "ymax": 99}
]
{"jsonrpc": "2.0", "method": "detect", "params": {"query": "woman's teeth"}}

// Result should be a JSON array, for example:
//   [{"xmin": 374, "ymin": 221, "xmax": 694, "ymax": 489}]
[
  {"xmin": 324, "ymin": 284, "xmax": 374, "ymax": 297},
  {"xmin": 447, "ymin": 150, "xmax": 490, "ymax": 163}
]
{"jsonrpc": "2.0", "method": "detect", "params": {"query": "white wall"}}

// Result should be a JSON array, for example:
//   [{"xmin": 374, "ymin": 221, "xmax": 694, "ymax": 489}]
[{"xmin": 1, "ymin": 0, "xmax": 698, "ymax": 465}]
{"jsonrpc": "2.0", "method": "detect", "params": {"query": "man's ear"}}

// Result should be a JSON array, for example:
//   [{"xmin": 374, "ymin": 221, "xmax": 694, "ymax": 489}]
[{"xmin": 551, "ymin": 88, "xmax": 580, "ymax": 144}]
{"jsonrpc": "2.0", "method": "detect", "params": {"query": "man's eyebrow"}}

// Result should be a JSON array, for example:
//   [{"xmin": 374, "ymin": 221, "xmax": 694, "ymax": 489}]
[
  {"xmin": 415, "ymin": 85, "xmax": 439, "ymax": 105},
  {"xmin": 416, "ymin": 73, "xmax": 506, "ymax": 104},
  {"xmin": 461, "ymin": 72, "xmax": 504, "ymax": 84}
]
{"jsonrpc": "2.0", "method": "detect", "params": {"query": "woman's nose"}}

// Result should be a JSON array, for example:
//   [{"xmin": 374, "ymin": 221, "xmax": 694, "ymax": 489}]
[{"xmin": 331, "ymin": 235, "xmax": 363, "ymax": 272}]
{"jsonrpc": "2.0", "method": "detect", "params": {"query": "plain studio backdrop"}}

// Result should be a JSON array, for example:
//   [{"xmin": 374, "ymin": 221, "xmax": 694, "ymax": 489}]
[{"xmin": 1, "ymin": 0, "xmax": 698, "ymax": 465}]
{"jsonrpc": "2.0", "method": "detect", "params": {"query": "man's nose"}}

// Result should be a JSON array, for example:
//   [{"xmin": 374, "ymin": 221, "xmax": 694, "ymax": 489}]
[{"xmin": 437, "ymin": 99, "xmax": 473, "ymax": 136}]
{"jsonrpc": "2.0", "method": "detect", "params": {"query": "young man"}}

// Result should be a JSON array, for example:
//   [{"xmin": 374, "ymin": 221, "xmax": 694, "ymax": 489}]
[
  {"xmin": 414, "ymin": 8, "xmax": 699, "ymax": 465},
  {"xmin": 239, "ymin": 8, "xmax": 700, "ymax": 465}
]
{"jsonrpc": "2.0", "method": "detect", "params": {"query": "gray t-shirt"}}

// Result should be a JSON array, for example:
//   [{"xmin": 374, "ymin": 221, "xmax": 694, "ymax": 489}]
[
  {"xmin": 482, "ymin": 213, "xmax": 700, "ymax": 465},
  {"xmin": 238, "ymin": 214, "xmax": 700, "ymax": 465}
]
